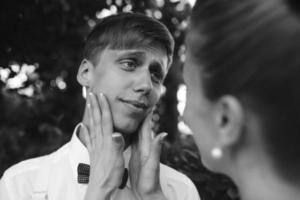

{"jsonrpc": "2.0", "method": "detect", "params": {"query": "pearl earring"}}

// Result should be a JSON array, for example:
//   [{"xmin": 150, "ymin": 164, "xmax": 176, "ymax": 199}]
[
  {"xmin": 82, "ymin": 86, "xmax": 87, "ymax": 99},
  {"xmin": 211, "ymin": 147, "xmax": 223, "ymax": 159}
]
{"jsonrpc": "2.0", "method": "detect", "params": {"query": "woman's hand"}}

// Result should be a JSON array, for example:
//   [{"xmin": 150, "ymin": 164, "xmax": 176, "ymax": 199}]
[
  {"xmin": 129, "ymin": 112, "xmax": 168, "ymax": 200},
  {"xmin": 81, "ymin": 92, "xmax": 125, "ymax": 200}
]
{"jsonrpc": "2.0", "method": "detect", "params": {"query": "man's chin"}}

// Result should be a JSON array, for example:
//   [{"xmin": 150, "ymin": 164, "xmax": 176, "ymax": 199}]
[
  {"xmin": 113, "ymin": 123, "xmax": 138, "ymax": 134},
  {"xmin": 112, "ymin": 115, "xmax": 142, "ymax": 134},
  {"xmin": 112, "ymin": 126, "xmax": 138, "ymax": 149},
  {"xmin": 112, "ymin": 114, "xmax": 145, "ymax": 144}
]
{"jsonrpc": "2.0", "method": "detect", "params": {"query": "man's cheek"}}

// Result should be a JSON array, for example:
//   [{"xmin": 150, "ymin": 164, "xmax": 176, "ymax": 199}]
[{"xmin": 151, "ymin": 91, "xmax": 161, "ymax": 105}]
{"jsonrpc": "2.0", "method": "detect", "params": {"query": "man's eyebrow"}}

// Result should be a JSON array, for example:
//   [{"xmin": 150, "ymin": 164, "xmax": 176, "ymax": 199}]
[{"xmin": 117, "ymin": 51, "xmax": 146, "ymax": 59}]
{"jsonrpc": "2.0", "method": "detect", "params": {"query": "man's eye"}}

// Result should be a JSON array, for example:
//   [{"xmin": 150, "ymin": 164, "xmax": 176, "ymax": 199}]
[
  {"xmin": 151, "ymin": 72, "xmax": 163, "ymax": 83},
  {"xmin": 120, "ymin": 60, "xmax": 137, "ymax": 70}
]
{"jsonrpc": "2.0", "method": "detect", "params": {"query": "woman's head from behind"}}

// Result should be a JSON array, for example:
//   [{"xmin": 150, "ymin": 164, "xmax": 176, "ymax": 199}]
[{"xmin": 184, "ymin": 0, "xmax": 300, "ymax": 184}]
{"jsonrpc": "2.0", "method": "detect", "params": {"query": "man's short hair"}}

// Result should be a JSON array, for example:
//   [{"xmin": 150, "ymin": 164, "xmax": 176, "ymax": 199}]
[{"xmin": 83, "ymin": 12, "xmax": 174, "ymax": 66}]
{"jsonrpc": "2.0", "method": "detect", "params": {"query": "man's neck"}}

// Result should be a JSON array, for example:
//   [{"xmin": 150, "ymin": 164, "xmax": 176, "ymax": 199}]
[
  {"xmin": 77, "ymin": 122, "xmax": 133, "ymax": 167},
  {"xmin": 77, "ymin": 122, "xmax": 134, "ymax": 151}
]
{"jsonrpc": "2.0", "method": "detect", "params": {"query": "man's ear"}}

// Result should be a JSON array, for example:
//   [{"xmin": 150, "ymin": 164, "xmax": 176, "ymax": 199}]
[
  {"xmin": 214, "ymin": 95, "xmax": 245, "ymax": 148},
  {"xmin": 77, "ymin": 59, "xmax": 94, "ymax": 87}
]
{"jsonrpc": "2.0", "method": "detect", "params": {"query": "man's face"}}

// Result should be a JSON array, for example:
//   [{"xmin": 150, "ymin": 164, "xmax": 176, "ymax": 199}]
[{"xmin": 89, "ymin": 47, "xmax": 168, "ymax": 135}]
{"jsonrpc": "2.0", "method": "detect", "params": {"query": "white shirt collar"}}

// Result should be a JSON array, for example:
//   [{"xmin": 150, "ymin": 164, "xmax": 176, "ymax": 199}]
[{"xmin": 69, "ymin": 123, "xmax": 90, "ymax": 177}]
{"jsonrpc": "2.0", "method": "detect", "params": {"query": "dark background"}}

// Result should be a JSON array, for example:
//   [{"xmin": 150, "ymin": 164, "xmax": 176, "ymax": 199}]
[{"xmin": 0, "ymin": 0, "xmax": 239, "ymax": 199}]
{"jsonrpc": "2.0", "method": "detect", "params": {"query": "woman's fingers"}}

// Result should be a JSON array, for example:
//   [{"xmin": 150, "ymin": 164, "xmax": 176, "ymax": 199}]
[
  {"xmin": 89, "ymin": 92, "xmax": 103, "ymax": 146},
  {"xmin": 138, "ymin": 112, "xmax": 153, "ymax": 158},
  {"xmin": 87, "ymin": 96, "xmax": 96, "ymax": 147},
  {"xmin": 80, "ymin": 123, "xmax": 92, "ymax": 153},
  {"xmin": 149, "ymin": 132, "xmax": 168, "ymax": 167},
  {"xmin": 98, "ymin": 93, "xmax": 113, "ymax": 141},
  {"xmin": 83, "ymin": 92, "xmax": 126, "ymax": 195},
  {"xmin": 128, "ymin": 131, "xmax": 168, "ymax": 197},
  {"xmin": 87, "ymin": 92, "xmax": 121, "ymax": 152}
]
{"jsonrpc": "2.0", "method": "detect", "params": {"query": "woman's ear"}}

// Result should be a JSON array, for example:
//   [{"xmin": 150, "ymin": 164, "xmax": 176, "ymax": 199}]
[
  {"xmin": 77, "ymin": 59, "xmax": 94, "ymax": 87},
  {"xmin": 215, "ymin": 95, "xmax": 245, "ymax": 148}
]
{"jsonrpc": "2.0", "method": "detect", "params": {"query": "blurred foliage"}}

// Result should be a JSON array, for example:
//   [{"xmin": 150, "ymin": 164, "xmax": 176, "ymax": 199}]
[{"xmin": 0, "ymin": 0, "xmax": 240, "ymax": 199}]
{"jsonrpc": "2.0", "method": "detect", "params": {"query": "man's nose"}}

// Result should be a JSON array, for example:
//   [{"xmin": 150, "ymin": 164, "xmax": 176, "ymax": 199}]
[{"xmin": 133, "ymin": 70, "xmax": 153, "ymax": 95}]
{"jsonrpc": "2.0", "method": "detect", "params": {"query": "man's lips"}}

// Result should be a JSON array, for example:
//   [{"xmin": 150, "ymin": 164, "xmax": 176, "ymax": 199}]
[{"xmin": 119, "ymin": 98, "xmax": 150, "ymax": 110}]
